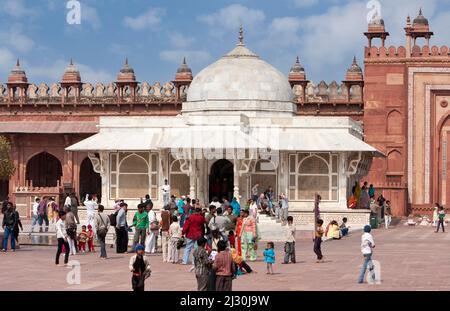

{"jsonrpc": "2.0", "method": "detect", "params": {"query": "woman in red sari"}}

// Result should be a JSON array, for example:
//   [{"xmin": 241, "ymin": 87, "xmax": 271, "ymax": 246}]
[{"xmin": 235, "ymin": 211, "xmax": 244, "ymax": 256}]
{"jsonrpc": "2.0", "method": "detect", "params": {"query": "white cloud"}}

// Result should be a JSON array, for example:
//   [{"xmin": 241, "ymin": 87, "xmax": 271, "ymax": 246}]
[
  {"xmin": 0, "ymin": 48, "xmax": 15, "ymax": 74},
  {"xmin": 0, "ymin": 27, "xmax": 35, "ymax": 53},
  {"xmin": 292, "ymin": 0, "xmax": 320, "ymax": 8},
  {"xmin": 109, "ymin": 43, "xmax": 130, "ymax": 56},
  {"xmin": 168, "ymin": 32, "xmax": 196, "ymax": 49},
  {"xmin": 0, "ymin": 0, "xmax": 36, "ymax": 18},
  {"xmin": 198, "ymin": 4, "xmax": 265, "ymax": 36},
  {"xmin": 123, "ymin": 8, "xmax": 166, "ymax": 30},
  {"xmin": 263, "ymin": 17, "xmax": 302, "ymax": 48},
  {"xmin": 82, "ymin": 3, "xmax": 102, "ymax": 30},
  {"xmin": 27, "ymin": 59, "xmax": 113, "ymax": 83},
  {"xmin": 159, "ymin": 50, "xmax": 212, "ymax": 66}
]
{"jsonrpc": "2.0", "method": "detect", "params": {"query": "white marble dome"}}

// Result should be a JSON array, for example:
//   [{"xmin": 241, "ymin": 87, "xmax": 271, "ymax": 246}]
[{"xmin": 183, "ymin": 41, "xmax": 295, "ymax": 117}]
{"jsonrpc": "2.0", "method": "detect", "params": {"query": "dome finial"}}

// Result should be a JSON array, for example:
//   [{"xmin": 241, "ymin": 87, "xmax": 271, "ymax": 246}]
[
  {"xmin": 183, "ymin": 56, "xmax": 186, "ymax": 65},
  {"xmin": 70, "ymin": 58, "xmax": 73, "ymax": 66},
  {"xmin": 353, "ymin": 55, "xmax": 357, "ymax": 64},
  {"xmin": 125, "ymin": 57, "xmax": 128, "ymax": 66},
  {"xmin": 238, "ymin": 24, "xmax": 244, "ymax": 46},
  {"xmin": 419, "ymin": 7, "xmax": 423, "ymax": 16},
  {"xmin": 16, "ymin": 59, "xmax": 20, "ymax": 67}
]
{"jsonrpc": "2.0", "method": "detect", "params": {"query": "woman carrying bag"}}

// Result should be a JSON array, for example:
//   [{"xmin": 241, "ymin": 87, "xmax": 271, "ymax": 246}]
[{"xmin": 95, "ymin": 205, "xmax": 110, "ymax": 259}]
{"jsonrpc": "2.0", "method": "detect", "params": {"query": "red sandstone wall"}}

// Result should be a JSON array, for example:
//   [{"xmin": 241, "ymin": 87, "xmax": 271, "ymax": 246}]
[{"xmin": 364, "ymin": 61, "xmax": 409, "ymax": 216}]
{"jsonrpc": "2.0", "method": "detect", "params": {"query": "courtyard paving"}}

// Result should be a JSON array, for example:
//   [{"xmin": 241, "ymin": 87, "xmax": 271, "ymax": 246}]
[{"xmin": 1, "ymin": 225, "xmax": 449, "ymax": 291}]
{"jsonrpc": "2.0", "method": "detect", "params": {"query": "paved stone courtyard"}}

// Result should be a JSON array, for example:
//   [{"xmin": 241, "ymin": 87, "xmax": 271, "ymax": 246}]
[{"xmin": 1, "ymin": 225, "xmax": 449, "ymax": 291}]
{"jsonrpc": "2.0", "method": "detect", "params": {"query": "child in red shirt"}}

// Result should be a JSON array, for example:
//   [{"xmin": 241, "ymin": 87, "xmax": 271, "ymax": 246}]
[
  {"xmin": 78, "ymin": 225, "xmax": 88, "ymax": 252},
  {"xmin": 87, "ymin": 225, "xmax": 95, "ymax": 252},
  {"xmin": 228, "ymin": 230, "xmax": 235, "ymax": 249}
]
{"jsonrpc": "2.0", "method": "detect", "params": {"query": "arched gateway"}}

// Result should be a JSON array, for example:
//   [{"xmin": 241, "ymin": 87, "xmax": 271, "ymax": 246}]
[{"xmin": 209, "ymin": 159, "xmax": 234, "ymax": 202}]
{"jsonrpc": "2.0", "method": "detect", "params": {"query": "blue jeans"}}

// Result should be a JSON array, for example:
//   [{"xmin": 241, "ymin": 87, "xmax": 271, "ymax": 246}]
[
  {"xmin": 182, "ymin": 238, "xmax": 197, "ymax": 264},
  {"xmin": 2, "ymin": 227, "xmax": 15, "ymax": 250},
  {"xmin": 38, "ymin": 214, "xmax": 49, "ymax": 227},
  {"xmin": 358, "ymin": 253, "xmax": 375, "ymax": 283}
]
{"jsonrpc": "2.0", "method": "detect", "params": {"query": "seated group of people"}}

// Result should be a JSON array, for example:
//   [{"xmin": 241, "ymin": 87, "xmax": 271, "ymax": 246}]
[{"xmin": 324, "ymin": 218, "xmax": 350, "ymax": 240}]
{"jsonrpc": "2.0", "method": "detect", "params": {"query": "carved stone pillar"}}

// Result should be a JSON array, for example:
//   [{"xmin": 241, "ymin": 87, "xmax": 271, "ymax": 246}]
[
  {"xmin": 233, "ymin": 158, "xmax": 240, "ymax": 199},
  {"xmin": 189, "ymin": 158, "xmax": 196, "ymax": 199}
]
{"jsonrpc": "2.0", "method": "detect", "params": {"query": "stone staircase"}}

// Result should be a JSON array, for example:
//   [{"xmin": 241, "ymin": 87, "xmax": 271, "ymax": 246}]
[{"xmin": 257, "ymin": 213, "xmax": 286, "ymax": 242}]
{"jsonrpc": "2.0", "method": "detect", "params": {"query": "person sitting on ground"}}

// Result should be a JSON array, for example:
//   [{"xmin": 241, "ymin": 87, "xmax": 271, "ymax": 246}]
[
  {"xmin": 230, "ymin": 247, "xmax": 253, "ymax": 275},
  {"xmin": 325, "ymin": 220, "xmax": 341, "ymax": 240},
  {"xmin": 340, "ymin": 217, "xmax": 350, "ymax": 237}
]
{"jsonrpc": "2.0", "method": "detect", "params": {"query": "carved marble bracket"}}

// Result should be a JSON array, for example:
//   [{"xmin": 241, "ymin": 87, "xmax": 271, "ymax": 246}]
[
  {"xmin": 345, "ymin": 151, "xmax": 373, "ymax": 178},
  {"xmin": 88, "ymin": 152, "xmax": 108, "ymax": 175}
]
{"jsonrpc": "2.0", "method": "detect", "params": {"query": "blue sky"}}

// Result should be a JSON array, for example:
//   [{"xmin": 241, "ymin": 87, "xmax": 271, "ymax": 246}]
[{"xmin": 1, "ymin": 0, "xmax": 450, "ymax": 86}]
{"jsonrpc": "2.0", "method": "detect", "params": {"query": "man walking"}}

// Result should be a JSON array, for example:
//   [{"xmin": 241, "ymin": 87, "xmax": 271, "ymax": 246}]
[
  {"xmin": 2, "ymin": 202, "xmax": 17, "ymax": 252},
  {"xmin": 358, "ymin": 225, "xmax": 376, "ymax": 284},
  {"xmin": 182, "ymin": 208, "xmax": 206, "ymax": 265}
]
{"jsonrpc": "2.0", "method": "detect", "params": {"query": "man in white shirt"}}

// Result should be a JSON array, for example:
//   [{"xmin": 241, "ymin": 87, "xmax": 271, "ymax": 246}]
[
  {"xmin": 84, "ymin": 194, "xmax": 98, "ymax": 228},
  {"xmin": 283, "ymin": 216, "xmax": 296, "ymax": 264},
  {"xmin": 55, "ymin": 211, "xmax": 70, "ymax": 265},
  {"xmin": 31, "ymin": 197, "xmax": 40, "ymax": 233},
  {"xmin": 358, "ymin": 225, "xmax": 376, "ymax": 284},
  {"xmin": 162, "ymin": 179, "xmax": 171, "ymax": 207}
]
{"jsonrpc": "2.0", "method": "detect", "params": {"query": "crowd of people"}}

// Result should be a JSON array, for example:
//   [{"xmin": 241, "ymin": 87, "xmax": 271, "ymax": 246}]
[{"xmin": 0, "ymin": 179, "xmax": 406, "ymax": 290}]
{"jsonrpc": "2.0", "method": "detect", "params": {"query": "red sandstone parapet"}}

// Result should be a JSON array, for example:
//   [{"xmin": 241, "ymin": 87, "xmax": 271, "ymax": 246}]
[{"xmin": 365, "ymin": 45, "xmax": 450, "ymax": 59}]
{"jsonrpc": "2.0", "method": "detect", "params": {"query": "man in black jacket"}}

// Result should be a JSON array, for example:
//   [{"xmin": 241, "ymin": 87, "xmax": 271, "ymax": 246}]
[{"xmin": 2, "ymin": 202, "xmax": 17, "ymax": 252}]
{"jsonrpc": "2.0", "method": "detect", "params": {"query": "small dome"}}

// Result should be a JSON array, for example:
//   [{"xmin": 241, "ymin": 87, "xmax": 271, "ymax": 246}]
[
  {"xmin": 175, "ymin": 57, "xmax": 193, "ymax": 82},
  {"xmin": 346, "ymin": 57, "xmax": 363, "ymax": 81},
  {"xmin": 347, "ymin": 56, "xmax": 362, "ymax": 73},
  {"xmin": 290, "ymin": 56, "xmax": 304, "ymax": 73},
  {"xmin": 177, "ymin": 57, "xmax": 192, "ymax": 74},
  {"xmin": 369, "ymin": 13, "xmax": 385, "ymax": 26},
  {"xmin": 117, "ymin": 58, "xmax": 136, "ymax": 83},
  {"xmin": 413, "ymin": 8, "xmax": 429, "ymax": 26},
  {"xmin": 62, "ymin": 59, "xmax": 81, "ymax": 83},
  {"xmin": 8, "ymin": 59, "xmax": 28, "ymax": 84}
]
